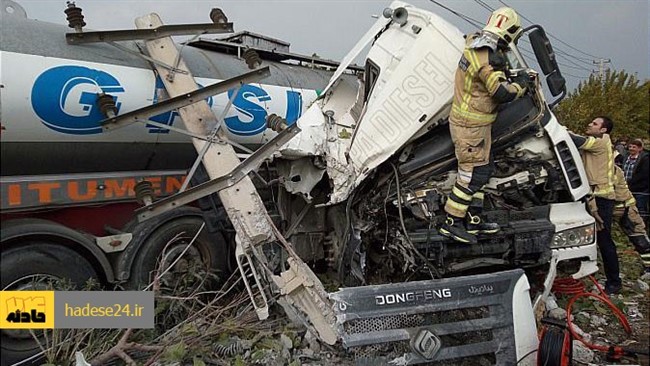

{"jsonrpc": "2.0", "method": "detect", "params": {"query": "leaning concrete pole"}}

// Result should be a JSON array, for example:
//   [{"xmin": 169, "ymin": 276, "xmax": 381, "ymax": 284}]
[{"xmin": 134, "ymin": 13, "xmax": 338, "ymax": 344}]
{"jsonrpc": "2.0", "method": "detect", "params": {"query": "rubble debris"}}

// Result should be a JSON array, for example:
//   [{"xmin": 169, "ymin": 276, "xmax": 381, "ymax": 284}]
[
  {"xmin": 640, "ymin": 271, "xmax": 650, "ymax": 282},
  {"xmin": 624, "ymin": 302, "xmax": 644, "ymax": 319},
  {"xmin": 572, "ymin": 340, "xmax": 595, "ymax": 364},
  {"xmin": 74, "ymin": 351, "xmax": 91, "ymax": 366},
  {"xmin": 589, "ymin": 314, "xmax": 608, "ymax": 327},
  {"xmin": 280, "ymin": 334, "xmax": 294, "ymax": 351},
  {"xmin": 635, "ymin": 278, "xmax": 650, "ymax": 292},
  {"xmin": 548, "ymin": 307, "xmax": 568, "ymax": 320}
]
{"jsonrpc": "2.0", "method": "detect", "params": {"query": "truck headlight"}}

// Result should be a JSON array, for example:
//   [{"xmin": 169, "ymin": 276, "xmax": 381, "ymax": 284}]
[{"xmin": 552, "ymin": 224, "xmax": 595, "ymax": 248}]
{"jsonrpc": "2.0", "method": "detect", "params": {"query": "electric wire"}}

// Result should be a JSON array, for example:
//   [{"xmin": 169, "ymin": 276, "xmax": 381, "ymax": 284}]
[
  {"xmin": 473, "ymin": 0, "xmax": 494, "ymax": 12},
  {"xmin": 497, "ymin": 0, "xmax": 607, "ymax": 61},
  {"xmin": 429, "ymin": 1, "xmax": 594, "ymax": 86},
  {"xmin": 518, "ymin": 47, "xmax": 590, "ymax": 78},
  {"xmin": 391, "ymin": 163, "xmax": 441, "ymax": 279},
  {"xmin": 517, "ymin": 37, "xmax": 592, "ymax": 72},
  {"xmin": 561, "ymin": 71, "xmax": 592, "ymax": 81},
  {"xmin": 555, "ymin": 49, "xmax": 595, "ymax": 66},
  {"xmin": 555, "ymin": 59, "xmax": 592, "ymax": 72},
  {"xmin": 432, "ymin": 0, "xmax": 598, "ymax": 73},
  {"xmin": 429, "ymin": 0, "xmax": 483, "ymax": 28},
  {"xmin": 480, "ymin": 0, "xmax": 595, "ymax": 70},
  {"xmin": 538, "ymin": 325, "xmax": 570, "ymax": 366},
  {"xmin": 515, "ymin": 348, "xmax": 538, "ymax": 365},
  {"xmin": 480, "ymin": 0, "xmax": 596, "ymax": 78}
]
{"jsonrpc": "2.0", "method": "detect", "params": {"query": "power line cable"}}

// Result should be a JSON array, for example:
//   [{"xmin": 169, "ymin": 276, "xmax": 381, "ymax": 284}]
[
  {"xmin": 517, "ymin": 46, "xmax": 591, "ymax": 76},
  {"xmin": 557, "ymin": 61, "xmax": 592, "ymax": 72},
  {"xmin": 429, "ymin": 0, "xmax": 483, "ymax": 29},
  {"xmin": 473, "ymin": 0, "xmax": 495, "ymax": 13},
  {"xmin": 497, "ymin": 0, "xmax": 606, "ymax": 60},
  {"xmin": 429, "ymin": 2, "xmax": 593, "ymax": 86},
  {"xmin": 486, "ymin": 0, "xmax": 599, "ymax": 67},
  {"xmin": 463, "ymin": 0, "xmax": 598, "ymax": 68},
  {"xmin": 555, "ymin": 52, "xmax": 594, "ymax": 70},
  {"xmin": 431, "ymin": 0, "xmax": 593, "ymax": 78},
  {"xmin": 517, "ymin": 38, "xmax": 592, "ymax": 71},
  {"xmin": 490, "ymin": 0, "xmax": 604, "ymax": 71},
  {"xmin": 553, "ymin": 47, "xmax": 594, "ymax": 64}
]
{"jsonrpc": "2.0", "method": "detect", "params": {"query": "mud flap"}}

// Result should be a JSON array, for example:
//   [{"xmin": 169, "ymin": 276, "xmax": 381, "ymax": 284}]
[{"xmin": 330, "ymin": 269, "xmax": 535, "ymax": 365}]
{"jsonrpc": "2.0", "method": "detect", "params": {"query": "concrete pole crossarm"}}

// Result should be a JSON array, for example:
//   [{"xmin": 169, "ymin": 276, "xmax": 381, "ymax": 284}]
[
  {"xmin": 134, "ymin": 14, "xmax": 340, "ymax": 346},
  {"xmin": 134, "ymin": 13, "xmax": 272, "ymax": 245}
]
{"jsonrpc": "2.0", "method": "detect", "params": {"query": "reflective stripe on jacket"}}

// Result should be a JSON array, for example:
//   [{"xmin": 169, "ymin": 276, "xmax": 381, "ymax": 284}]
[
  {"xmin": 579, "ymin": 134, "xmax": 615, "ymax": 199},
  {"xmin": 449, "ymin": 34, "xmax": 520, "ymax": 127},
  {"xmin": 614, "ymin": 164, "xmax": 636, "ymax": 206}
]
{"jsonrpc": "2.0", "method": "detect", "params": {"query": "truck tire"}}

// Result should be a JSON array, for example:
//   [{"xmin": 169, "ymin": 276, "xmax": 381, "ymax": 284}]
[
  {"xmin": 127, "ymin": 217, "xmax": 230, "ymax": 290},
  {"xmin": 1, "ymin": 242, "xmax": 98, "ymax": 366}
]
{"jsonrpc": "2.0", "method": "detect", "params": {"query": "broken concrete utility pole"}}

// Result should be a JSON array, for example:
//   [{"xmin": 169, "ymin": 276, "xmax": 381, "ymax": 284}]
[{"xmin": 134, "ymin": 13, "xmax": 338, "ymax": 344}]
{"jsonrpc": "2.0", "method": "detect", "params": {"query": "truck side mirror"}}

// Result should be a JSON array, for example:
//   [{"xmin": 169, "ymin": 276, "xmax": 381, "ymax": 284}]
[
  {"xmin": 546, "ymin": 70, "xmax": 566, "ymax": 97},
  {"xmin": 525, "ymin": 25, "xmax": 567, "ymax": 104},
  {"xmin": 528, "ymin": 27, "xmax": 557, "ymax": 76}
]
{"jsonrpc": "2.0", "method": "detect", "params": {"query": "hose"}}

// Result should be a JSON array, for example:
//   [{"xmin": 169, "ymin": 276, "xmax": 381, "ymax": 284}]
[
  {"xmin": 537, "ymin": 322, "xmax": 571, "ymax": 366},
  {"xmin": 551, "ymin": 275, "xmax": 643, "ymax": 360},
  {"xmin": 551, "ymin": 277, "xmax": 585, "ymax": 295}
]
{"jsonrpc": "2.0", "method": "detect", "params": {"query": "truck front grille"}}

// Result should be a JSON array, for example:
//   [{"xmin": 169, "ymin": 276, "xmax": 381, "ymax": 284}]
[
  {"xmin": 557, "ymin": 141, "xmax": 582, "ymax": 189},
  {"xmin": 330, "ymin": 269, "xmax": 530, "ymax": 365}
]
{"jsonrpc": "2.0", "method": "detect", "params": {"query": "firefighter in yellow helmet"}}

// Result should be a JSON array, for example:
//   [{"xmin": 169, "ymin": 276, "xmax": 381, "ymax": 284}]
[{"xmin": 440, "ymin": 7, "xmax": 527, "ymax": 244}]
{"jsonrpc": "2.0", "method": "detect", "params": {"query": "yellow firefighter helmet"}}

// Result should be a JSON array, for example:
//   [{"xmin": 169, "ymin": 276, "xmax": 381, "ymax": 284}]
[{"xmin": 483, "ymin": 7, "xmax": 522, "ymax": 43}]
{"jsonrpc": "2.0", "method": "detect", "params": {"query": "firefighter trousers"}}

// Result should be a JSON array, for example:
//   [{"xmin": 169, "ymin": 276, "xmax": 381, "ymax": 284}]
[
  {"xmin": 444, "ymin": 123, "xmax": 494, "ymax": 218},
  {"xmin": 614, "ymin": 202, "xmax": 647, "ymax": 237}
]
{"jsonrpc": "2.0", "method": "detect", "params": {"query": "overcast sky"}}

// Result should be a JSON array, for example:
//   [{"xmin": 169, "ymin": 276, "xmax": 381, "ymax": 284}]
[{"xmin": 9, "ymin": 0, "xmax": 649, "ymax": 91}]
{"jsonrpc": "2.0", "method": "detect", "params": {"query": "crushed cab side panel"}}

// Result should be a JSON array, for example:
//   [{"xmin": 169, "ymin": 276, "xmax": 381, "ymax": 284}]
[
  {"xmin": 279, "ymin": 1, "xmax": 465, "ymax": 205},
  {"xmin": 347, "ymin": 5, "xmax": 464, "ymax": 194}
]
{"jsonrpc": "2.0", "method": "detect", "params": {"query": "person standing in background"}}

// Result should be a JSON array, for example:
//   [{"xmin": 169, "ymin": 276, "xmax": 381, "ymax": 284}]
[
  {"xmin": 624, "ymin": 139, "xmax": 649, "ymax": 221},
  {"xmin": 614, "ymin": 138, "xmax": 628, "ymax": 167}
]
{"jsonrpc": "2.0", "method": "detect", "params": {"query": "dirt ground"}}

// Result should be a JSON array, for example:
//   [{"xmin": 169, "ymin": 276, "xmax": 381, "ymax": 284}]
[
  {"xmin": 204, "ymin": 231, "xmax": 650, "ymax": 366},
  {"xmin": 243, "ymin": 230, "xmax": 650, "ymax": 366},
  {"xmin": 556, "ymin": 229, "xmax": 650, "ymax": 366},
  {"xmin": 40, "ymin": 230, "xmax": 650, "ymax": 366}
]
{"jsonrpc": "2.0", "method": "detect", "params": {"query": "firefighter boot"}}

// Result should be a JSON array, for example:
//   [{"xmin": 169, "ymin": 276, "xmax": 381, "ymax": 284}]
[
  {"xmin": 629, "ymin": 234, "xmax": 650, "ymax": 254},
  {"xmin": 440, "ymin": 215, "xmax": 477, "ymax": 244},
  {"xmin": 466, "ymin": 210, "xmax": 500, "ymax": 235}
]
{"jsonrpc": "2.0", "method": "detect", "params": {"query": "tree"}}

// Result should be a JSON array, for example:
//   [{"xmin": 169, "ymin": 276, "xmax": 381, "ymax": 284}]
[{"xmin": 554, "ymin": 70, "xmax": 649, "ymax": 141}]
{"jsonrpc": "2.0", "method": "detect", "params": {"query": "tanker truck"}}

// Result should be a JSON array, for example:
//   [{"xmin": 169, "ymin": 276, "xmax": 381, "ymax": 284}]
[
  {"xmin": 1, "ymin": 0, "xmax": 599, "ymax": 365},
  {"xmin": 1, "ymin": 1, "xmax": 355, "ymax": 362}
]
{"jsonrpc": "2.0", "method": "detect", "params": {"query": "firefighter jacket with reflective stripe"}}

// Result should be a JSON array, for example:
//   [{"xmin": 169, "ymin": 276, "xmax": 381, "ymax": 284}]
[
  {"xmin": 614, "ymin": 164, "xmax": 636, "ymax": 206},
  {"xmin": 578, "ymin": 134, "xmax": 615, "ymax": 199},
  {"xmin": 449, "ymin": 34, "xmax": 522, "ymax": 127}
]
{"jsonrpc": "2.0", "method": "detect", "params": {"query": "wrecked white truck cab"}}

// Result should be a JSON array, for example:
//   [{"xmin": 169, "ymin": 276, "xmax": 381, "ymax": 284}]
[
  {"xmin": 268, "ymin": 2, "xmax": 597, "ymax": 364},
  {"xmin": 0, "ymin": 0, "xmax": 598, "ymax": 364}
]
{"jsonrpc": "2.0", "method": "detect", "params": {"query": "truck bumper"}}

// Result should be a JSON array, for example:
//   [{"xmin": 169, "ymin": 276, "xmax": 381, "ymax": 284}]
[
  {"xmin": 330, "ymin": 269, "xmax": 537, "ymax": 365},
  {"xmin": 533, "ymin": 243, "xmax": 598, "ymax": 311}
]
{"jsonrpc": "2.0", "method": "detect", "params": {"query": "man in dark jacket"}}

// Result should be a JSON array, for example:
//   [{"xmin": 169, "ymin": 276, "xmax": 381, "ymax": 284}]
[{"xmin": 624, "ymin": 139, "xmax": 649, "ymax": 219}]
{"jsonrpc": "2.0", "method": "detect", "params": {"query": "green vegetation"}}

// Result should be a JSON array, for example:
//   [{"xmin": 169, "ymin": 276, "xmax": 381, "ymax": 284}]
[{"xmin": 555, "ymin": 70, "xmax": 650, "ymax": 140}]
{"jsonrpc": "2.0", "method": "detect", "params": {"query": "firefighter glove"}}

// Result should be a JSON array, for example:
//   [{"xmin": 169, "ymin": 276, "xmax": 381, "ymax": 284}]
[{"xmin": 512, "ymin": 82, "xmax": 527, "ymax": 98}]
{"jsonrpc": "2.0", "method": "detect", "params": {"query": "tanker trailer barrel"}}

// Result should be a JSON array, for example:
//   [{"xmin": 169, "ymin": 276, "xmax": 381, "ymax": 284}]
[{"xmin": 1, "ymin": 7, "xmax": 356, "ymax": 176}]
